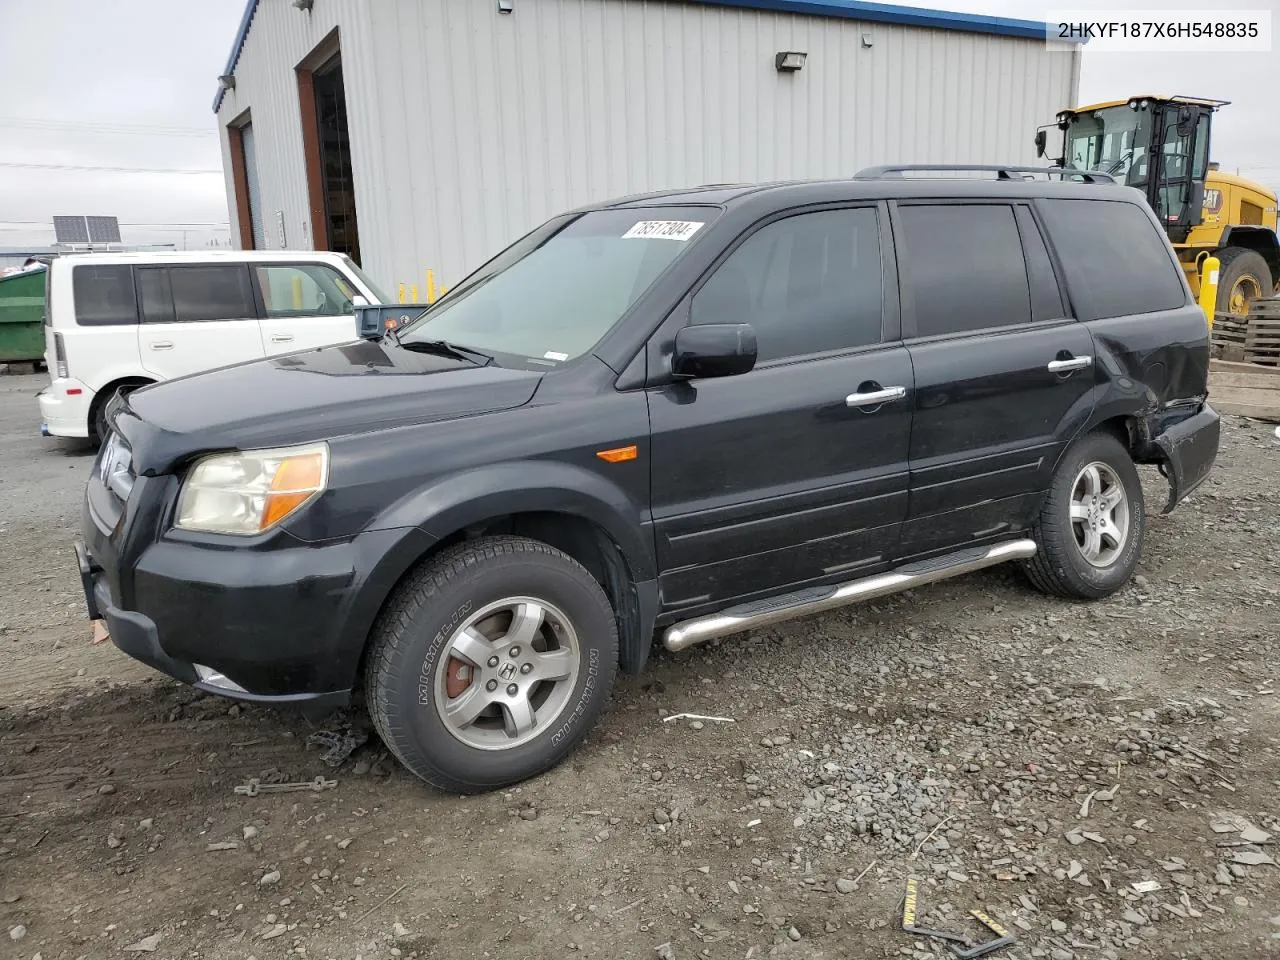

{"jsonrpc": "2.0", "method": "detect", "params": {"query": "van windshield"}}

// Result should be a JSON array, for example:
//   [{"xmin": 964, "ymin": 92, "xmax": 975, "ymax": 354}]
[
  {"xmin": 396, "ymin": 207, "xmax": 716, "ymax": 365},
  {"xmin": 339, "ymin": 256, "xmax": 393, "ymax": 304}
]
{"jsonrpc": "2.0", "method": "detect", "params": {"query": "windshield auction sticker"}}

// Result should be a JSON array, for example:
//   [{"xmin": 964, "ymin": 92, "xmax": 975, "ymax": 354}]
[{"xmin": 622, "ymin": 220, "xmax": 704, "ymax": 241}]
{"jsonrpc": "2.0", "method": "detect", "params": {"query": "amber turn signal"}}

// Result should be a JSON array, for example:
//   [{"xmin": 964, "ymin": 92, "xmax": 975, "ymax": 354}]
[{"xmin": 596, "ymin": 444, "xmax": 638, "ymax": 463}]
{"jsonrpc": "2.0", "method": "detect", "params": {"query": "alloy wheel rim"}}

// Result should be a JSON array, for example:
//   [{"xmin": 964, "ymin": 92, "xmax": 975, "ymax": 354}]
[
  {"xmin": 433, "ymin": 596, "xmax": 580, "ymax": 751},
  {"xmin": 1069, "ymin": 461, "xmax": 1129, "ymax": 567}
]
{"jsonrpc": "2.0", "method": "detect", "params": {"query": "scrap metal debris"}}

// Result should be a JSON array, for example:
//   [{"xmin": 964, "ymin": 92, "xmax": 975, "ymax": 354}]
[
  {"xmin": 661, "ymin": 713, "xmax": 735, "ymax": 724},
  {"xmin": 234, "ymin": 776, "xmax": 337, "ymax": 797},
  {"xmin": 306, "ymin": 727, "xmax": 369, "ymax": 767},
  {"xmin": 899, "ymin": 877, "xmax": 1016, "ymax": 958}
]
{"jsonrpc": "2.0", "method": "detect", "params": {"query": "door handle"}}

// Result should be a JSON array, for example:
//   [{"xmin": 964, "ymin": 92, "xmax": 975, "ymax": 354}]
[
  {"xmin": 1047, "ymin": 356, "xmax": 1092, "ymax": 373},
  {"xmin": 149, "ymin": 340, "xmax": 174, "ymax": 351},
  {"xmin": 271, "ymin": 334, "xmax": 295, "ymax": 343},
  {"xmin": 846, "ymin": 385, "xmax": 907, "ymax": 408}
]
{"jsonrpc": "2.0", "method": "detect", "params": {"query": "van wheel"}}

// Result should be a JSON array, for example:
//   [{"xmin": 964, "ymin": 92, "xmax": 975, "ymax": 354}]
[
  {"xmin": 364, "ymin": 536, "xmax": 618, "ymax": 794},
  {"xmin": 1023, "ymin": 432, "xmax": 1145, "ymax": 600},
  {"xmin": 90, "ymin": 381, "xmax": 145, "ymax": 444}
]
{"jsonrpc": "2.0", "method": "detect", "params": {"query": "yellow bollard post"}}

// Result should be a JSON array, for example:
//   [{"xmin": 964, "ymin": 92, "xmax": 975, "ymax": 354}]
[
  {"xmin": 1198, "ymin": 255, "xmax": 1220, "ymax": 329},
  {"xmin": 426, "ymin": 269, "xmax": 437, "ymax": 305},
  {"xmin": 439, "ymin": 286, "xmax": 448, "ymax": 299},
  {"xmin": 398, "ymin": 282, "xmax": 405, "ymax": 305},
  {"xmin": 291, "ymin": 274, "xmax": 303, "ymax": 310},
  {"xmin": 411, "ymin": 283, "xmax": 419, "ymax": 303}
]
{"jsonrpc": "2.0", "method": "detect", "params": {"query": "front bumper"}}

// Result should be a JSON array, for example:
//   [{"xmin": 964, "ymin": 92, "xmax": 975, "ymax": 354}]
[
  {"xmin": 77, "ymin": 537, "xmax": 351, "ymax": 710},
  {"xmin": 80, "ymin": 483, "xmax": 433, "ymax": 708},
  {"xmin": 1152, "ymin": 402, "xmax": 1220, "ymax": 514}
]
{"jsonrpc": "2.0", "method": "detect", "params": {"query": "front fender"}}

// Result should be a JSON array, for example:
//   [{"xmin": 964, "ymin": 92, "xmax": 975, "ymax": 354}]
[{"xmin": 371, "ymin": 459, "xmax": 657, "ymax": 582}]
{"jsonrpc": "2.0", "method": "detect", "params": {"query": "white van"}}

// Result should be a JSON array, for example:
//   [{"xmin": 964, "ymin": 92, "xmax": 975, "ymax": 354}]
[{"xmin": 37, "ymin": 251, "xmax": 388, "ymax": 441}]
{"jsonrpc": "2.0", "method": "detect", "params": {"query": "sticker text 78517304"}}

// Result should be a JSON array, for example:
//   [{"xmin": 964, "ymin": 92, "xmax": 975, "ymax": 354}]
[{"xmin": 622, "ymin": 220, "xmax": 704, "ymax": 242}]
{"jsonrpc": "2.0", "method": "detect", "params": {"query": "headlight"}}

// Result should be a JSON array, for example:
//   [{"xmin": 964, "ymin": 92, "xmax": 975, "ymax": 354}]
[{"xmin": 175, "ymin": 443, "xmax": 329, "ymax": 535}]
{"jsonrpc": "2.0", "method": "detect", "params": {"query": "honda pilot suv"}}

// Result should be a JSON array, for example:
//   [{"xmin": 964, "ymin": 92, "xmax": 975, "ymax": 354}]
[{"xmin": 78, "ymin": 166, "xmax": 1220, "ymax": 794}]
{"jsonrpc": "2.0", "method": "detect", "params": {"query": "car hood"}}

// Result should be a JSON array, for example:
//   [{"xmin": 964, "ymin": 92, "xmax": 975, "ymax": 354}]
[{"xmin": 118, "ymin": 339, "xmax": 544, "ymax": 475}]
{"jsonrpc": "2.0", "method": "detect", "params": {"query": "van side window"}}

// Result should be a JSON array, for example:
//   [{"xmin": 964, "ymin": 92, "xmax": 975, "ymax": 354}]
[
  {"xmin": 690, "ymin": 207, "xmax": 883, "ymax": 362},
  {"xmin": 1014, "ymin": 207, "xmax": 1067, "ymax": 321},
  {"xmin": 168, "ymin": 265, "xmax": 257, "ymax": 323},
  {"xmin": 72, "ymin": 265, "xmax": 137, "ymax": 326},
  {"xmin": 253, "ymin": 264, "xmax": 357, "ymax": 318},
  {"xmin": 898, "ymin": 204, "xmax": 1031, "ymax": 337},
  {"xmin": 136, "ymin": 267, "xmax": 175, "ymax": 324},
  {"xmin": 1036, "ymin": 199, "xmax": 1188, "ymax": 321}
]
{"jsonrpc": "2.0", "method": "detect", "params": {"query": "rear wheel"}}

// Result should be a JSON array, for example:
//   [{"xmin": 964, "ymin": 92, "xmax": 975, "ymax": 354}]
[
  {"xmin": 1024, "ymin": 431, "xmax": 1145, "ymax": 600},
  {"xmin": 364, "ymin": 536, "xmax": 618, "ymax": 793},
  {"xmin": 1215, "ymin": 247, "xmax": 1272, "ymax": 318},
  {"xmin": 90, "ymin": 381, "xmax": 147, "ymax": 445}
]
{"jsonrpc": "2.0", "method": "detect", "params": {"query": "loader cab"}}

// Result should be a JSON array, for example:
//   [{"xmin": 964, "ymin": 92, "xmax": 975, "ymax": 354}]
[{"xmin": 1042, "ymin": 96, "xmax": 1220, "ymax": 244}]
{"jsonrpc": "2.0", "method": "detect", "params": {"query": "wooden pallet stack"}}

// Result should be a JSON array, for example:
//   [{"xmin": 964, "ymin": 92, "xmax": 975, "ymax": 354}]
[{"xmin": 1212, "ymin": 297, "xmax": 1280, "ymax": 366}]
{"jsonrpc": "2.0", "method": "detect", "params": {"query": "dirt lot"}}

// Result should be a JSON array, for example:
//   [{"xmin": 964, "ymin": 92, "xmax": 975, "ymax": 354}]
[{"xmin": 1, "ymin": 369, "xmax": 1278, "ymax": 960}]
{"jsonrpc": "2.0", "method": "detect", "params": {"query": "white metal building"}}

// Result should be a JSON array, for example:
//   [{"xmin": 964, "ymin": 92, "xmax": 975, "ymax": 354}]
[{"xmin": 214, "ymin": 0, "xmax": 1080, "ymax": 296}]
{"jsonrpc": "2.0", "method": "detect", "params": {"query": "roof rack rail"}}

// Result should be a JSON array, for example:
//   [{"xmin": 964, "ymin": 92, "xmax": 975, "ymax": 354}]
[{"xmin": 853, "ymin": 164, "xmax": 1116, "ymax": 184}]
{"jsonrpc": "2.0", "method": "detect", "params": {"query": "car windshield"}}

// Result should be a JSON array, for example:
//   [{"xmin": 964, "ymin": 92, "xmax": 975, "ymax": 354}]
[
  {"xmin": 1064, "ymin": 105, "xmax": 1153, "ymax": 183},
  {"xmin": 396, "ymin": 207, "xmax": 717, "ymax": 365}
]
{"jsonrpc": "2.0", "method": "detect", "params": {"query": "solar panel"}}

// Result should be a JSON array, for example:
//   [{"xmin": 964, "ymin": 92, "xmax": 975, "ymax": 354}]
[
  {"xmin": 86, "ymin": 216, "xmax": 121, "ymax": 243},
  {"xmin": 53, "ymin": 216, "xmax": 90, "ymax": 244}
]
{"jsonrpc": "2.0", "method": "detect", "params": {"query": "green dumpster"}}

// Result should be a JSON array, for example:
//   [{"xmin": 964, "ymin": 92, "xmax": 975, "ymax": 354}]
[{"xmin": 0, "ymin": 266, "xmax": 48, "ymax": 363}]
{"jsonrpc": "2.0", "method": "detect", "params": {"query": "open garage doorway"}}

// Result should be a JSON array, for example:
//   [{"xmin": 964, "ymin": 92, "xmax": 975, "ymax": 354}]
[{"xmin": 298, "ymin": 31, "xmax": 360, "ymax": 264}]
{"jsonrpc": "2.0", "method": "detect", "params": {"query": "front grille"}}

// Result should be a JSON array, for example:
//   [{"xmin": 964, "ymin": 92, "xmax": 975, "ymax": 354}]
[{"xmin": 99, "ymin": 431, "xmax": 135, "ymax": 503}]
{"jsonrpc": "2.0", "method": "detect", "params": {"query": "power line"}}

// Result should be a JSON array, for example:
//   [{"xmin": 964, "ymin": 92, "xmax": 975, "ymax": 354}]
[
  {"xmin": 0, "ymin": 161, "xmax": 222, "ymax": 175},
  {"xmin": 0, "ymin": 117, "xmax": 216, "ymax": 138}
]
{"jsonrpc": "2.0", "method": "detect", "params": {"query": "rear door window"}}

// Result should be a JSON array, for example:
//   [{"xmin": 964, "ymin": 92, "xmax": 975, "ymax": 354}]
[
  {"xmin": 168, "ymin": 265, "xmax": 257, "ymax": 322},
  {"xmin": 1014, "ymin": 207, "xmax": 1067, "ymax": 322},
  {"xmin": 1036, "ymin": 198, "xmax": 1188, "ymax": 320},
  {"xmin": 896, "ymin": 204, "xmax": 1031, "ymax": 337},
  {"xmin": 72, "ymin": 265, "xmax": 137, "ymax": 326}
]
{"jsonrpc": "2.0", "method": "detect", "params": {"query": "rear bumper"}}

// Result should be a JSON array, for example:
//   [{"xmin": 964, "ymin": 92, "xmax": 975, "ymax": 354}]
[
  {"xmin": 38, "ymin": 378, "xmax": 92, "ymax": 438},
  {"xmin": 1152, "ymin": 402, "xmax": 1220, "ymax": 514}
]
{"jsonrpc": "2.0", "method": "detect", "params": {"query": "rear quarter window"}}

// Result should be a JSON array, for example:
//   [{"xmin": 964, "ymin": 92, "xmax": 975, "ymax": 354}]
[
  {"xmin": 1037, "ymin": 198, "xmax": 1188, "ymax": 321},
  {"xmin": 71, "ymin": 264, "xmax": 137, "ymax": 326}
]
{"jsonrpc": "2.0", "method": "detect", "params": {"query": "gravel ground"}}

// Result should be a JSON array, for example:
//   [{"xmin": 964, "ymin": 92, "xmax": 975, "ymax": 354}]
[{"xmin": 1, "ymin": 368, "xmax": 1278, "ymax": 960}]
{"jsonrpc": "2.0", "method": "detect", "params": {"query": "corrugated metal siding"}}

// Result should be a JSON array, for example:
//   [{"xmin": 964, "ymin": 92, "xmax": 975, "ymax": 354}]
[{"xmin": 219, "ymin": 0, "xmax": 1078, "ymax": 292}]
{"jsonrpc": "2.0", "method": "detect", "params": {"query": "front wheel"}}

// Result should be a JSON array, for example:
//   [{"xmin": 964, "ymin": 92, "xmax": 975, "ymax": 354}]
[
  {"xmin": 364, "ymin": 536, "xmax": 618, "ymax": 793},
  {"xmin": 1023, "ymin": 431, "xmax": 1145, "ymax": 600},
  {"xmin": 1215, "ymin": 247, "xmax": 1272, "ymax": 318}
]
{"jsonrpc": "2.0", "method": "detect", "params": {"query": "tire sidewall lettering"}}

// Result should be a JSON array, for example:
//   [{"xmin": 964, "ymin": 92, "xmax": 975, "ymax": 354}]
[
  {"xmin": 416, "ymin": 599, "xmax": 473, "ymax": 707},
  {"xmin": 551, "ymin": 646, "xmax": 599, "ymax": 747}
]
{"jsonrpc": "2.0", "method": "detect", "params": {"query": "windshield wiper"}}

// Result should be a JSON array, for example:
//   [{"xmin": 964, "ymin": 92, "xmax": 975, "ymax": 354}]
[{"xmin": 397, "ymin": 339, "xmax": 494, "ymax": 366}]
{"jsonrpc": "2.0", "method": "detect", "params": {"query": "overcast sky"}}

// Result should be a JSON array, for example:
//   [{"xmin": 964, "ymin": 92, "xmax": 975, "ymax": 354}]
[{"xmin": 0, "ymin": 0, "xmax": 1276, "ymax": 252}]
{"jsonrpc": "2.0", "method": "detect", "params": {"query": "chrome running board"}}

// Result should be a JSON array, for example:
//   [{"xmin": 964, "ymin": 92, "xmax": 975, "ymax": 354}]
[{"xmin": 662, "ymin": 538, "xmax": 1037, "ymax": 653}]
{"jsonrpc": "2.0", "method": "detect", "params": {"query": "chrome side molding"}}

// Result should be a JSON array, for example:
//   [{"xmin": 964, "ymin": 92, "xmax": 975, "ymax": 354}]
[{"xmin": 662, "ymin": 539, "xmax": 1037, "ymax": 653}]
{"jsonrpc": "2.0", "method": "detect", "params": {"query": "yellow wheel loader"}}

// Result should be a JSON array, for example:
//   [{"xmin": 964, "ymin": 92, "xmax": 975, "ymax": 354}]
[{"xmin": 1037, "ymin": 95, "xmax": 1279, "ymax": 318}]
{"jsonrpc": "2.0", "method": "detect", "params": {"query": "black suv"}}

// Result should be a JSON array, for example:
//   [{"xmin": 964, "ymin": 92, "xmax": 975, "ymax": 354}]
[{"xmin": 78, "ymin": 166, "xmax": 1220, "ymax": 793}]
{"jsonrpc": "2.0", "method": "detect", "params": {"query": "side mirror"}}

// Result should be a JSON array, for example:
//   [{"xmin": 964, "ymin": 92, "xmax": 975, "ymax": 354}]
[
  {"xmin": 671, "ymin": 323, "xmax": 757, "ymax": 379},
  {"xmin": 1034, "ymin": 130, "xmax": 1048, "ymax": 159},
  {"xmin": 1176, "ymin": 105, "xmax": 1196, "ymax": 138}
]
